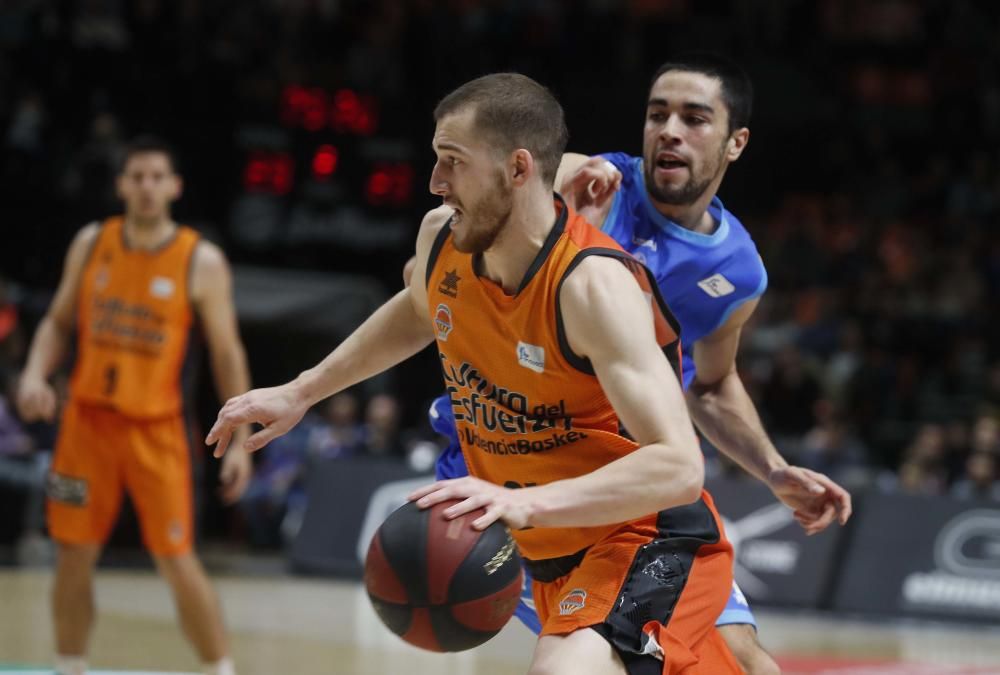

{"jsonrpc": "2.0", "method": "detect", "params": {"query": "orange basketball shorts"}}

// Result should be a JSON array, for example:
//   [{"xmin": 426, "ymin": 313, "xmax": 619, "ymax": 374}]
[
  {"xmin": 47, "ymin": 400, "xmax": 195, "ymax": 556},
  {"xmin": 528, "ymin": 492, "xmax": 741, "ymax": 674}
]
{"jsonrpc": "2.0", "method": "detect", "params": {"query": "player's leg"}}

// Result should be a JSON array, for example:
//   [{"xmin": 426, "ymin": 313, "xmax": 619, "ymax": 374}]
[
  {"xmin": 528, "ymin": 629, "xmax": 628, "ymax": 675},
  {"xmin": 125, "ymin": 414, "xmax": 234, "ymax": 674},
  {"xmin": 154, "ymin": 552, "xmax": 231, "ymax": 667},
  {"xmin": 716, "ymin": 581, "xmax": 780, "ymax": 674},
  {"xmin": 47, "ymin": 403, "xmax": 124, "ymax": 674},
  {"xmin": 51, "ymin": 542, "xmax": 101, "ymax": 661}
]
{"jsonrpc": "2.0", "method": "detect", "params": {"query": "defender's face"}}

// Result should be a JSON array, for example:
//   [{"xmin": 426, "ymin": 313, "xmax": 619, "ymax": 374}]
[
  {"xmin": 642, "ymin": 71, "xmax": 734, "ymax": 206},
  {"xmin": 429, "ymin": 108, "xmax": 513, "ymax": 254}
]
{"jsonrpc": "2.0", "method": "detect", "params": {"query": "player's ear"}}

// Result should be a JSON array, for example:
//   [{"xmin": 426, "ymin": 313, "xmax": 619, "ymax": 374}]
[
  {"xmin": 171, "ymin": 174, "xmax": 184, "ymax": 201},
  {"xmin": 726, "ymin": 127, "xmax": 749, "ymax": 162},
  {"xmin": 510, "ymin": 149, "xmax": 534, "ymax": 186}
]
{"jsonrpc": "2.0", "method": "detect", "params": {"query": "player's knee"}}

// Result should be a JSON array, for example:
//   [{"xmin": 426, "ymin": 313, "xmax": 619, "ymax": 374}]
[
  {"xmin": 153, "ymin": 552, "xmax": 203, "ymax": 583},
  {"xmin": 55, "ymin": 542, "xmax": 101, "ymax": 572}
]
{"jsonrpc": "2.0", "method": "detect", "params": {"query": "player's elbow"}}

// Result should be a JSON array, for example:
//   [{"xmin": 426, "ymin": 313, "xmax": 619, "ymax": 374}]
[{"xmin": 674, "ymin": 457, "xmax": 705, "ymax": 506}]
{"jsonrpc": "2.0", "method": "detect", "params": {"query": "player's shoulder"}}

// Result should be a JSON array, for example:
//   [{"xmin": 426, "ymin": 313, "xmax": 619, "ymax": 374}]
[
  {"xmin": 192, "ymin": 238, "xmax": 228, "ymax": 268},
  {"xmin": 64, "ymin": 221, "xmax": 104, "ymax": 263},
  {"xmin": 421, "ymin": 205, "xmax": 453, "ymax": 234},
  {"xmin": 560, "ymin": 253, "xmax": 636, "ymax": 310},
  {"xmin": 74, "ymin": 220, "xmax": 103, "ymax": 246}
]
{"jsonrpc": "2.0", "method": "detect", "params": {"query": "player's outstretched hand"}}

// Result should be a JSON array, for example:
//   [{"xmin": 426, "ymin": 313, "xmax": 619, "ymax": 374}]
[
  {"xmin": 409, "ymin": 477, "xmax": 533, "ymax": 531},
  {"xmin": 16, "ymin": 375, "xmax": 57, "ymax": 423},
  {"xmin": 767, "ymin": 466, "xmax": 852, "ymax": 536},
  {"xmin": 560, "ymin": 157, "xmax": 622, "ymax": 222},
  {"xmin": 206, "ymin": 384, "xmax": 309, "ymax": 458}
]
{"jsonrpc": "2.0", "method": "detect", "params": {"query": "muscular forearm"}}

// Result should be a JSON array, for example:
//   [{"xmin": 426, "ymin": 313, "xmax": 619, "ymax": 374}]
[
  {"xmin": 210, "ymin": 346, "xmax": 251, "ymax": 403},
  {"xmin": 22, "ymin": 316, "xmax": 71, "ymax": 381},
  {"xmin": 686, "ymin": 371, "xmax": 787, "ymax": 482},
  {"xmin": 294, "ymin": 289, "xmax": 434, "ymax": 406},
  {"xmin": 525, "ymin": 444, "xmax": 703, "ymax": 528}
]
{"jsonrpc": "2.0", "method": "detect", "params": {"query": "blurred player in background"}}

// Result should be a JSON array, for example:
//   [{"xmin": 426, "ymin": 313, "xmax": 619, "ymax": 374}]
[{"xmin": 17, "ymin": 136, "xmax": 252, "ymax": 675}]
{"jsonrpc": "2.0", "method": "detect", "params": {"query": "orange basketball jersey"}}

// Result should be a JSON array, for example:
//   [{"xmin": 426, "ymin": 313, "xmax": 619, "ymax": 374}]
[
  {"xmin": 425, "ymin": 198, "xmax": 682, "ymax": 560},
  {"xmin": 71, "ymin": 217, "xmax": 200, "ymax": 419}
]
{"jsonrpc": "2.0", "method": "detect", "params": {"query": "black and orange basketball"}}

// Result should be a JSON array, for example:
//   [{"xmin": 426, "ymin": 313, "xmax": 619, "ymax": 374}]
[{"xmin": 364, "ymin": 499, "xmax": 523, "ymax": 652}]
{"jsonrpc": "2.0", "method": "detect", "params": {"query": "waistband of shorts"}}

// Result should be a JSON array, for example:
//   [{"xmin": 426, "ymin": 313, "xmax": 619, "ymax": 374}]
[{"xmin": 524, "ymin": 546, "xmax": 589, "ymax": 583}]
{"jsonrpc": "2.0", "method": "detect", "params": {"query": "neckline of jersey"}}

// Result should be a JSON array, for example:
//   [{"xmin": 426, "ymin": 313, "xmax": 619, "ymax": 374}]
[{"xmin": 632, "ymin": 158, "xmax": 731, "ymax": 248}]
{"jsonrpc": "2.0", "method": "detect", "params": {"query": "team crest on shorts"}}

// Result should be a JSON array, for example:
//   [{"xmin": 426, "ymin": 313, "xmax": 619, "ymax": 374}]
[
  {"xmin": 558, "ymin": 588, "xmax": 587, "ymax": 615},
  {"xmin": 435, "ymin": 303, "xmax": 453, "ymax": 341}
]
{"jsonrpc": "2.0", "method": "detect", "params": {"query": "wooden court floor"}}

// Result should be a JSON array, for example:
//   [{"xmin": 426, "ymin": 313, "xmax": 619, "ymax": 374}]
[{"xmin": 1, "ymin": 568, "xmax": 998, "ymax": 674}]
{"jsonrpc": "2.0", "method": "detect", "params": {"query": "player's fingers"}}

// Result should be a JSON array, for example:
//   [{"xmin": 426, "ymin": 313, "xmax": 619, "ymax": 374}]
[
  {"xmin": 211, "ymin": 429, "xmax": 233, "ymax": 458},
  {"xmin": 444, "ymin": 494, "xmax": 489, "ymax": 520},
  {"xmin": 415, "ymin": 488, "xmax": 458, "ymax": 509},
  {"xmin": 812, "ymin": 502, "xmax": 837, "ymax": 533},
  {"xmin": 408, "ymin": 480, "xmax": 450, "ymax": 501},
  {"xmin": 472, "ymin": 505, "xmax": 503, "ymax": 531},
  {"xmin": 244, "ymin": 425, "xmax": 282, "ymax": 452}
]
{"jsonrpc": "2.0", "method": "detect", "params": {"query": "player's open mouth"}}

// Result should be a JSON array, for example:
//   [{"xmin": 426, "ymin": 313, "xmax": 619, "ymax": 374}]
[{"xmin": 655, "ymin": 152, "xmax": 687, "ymax": 171}]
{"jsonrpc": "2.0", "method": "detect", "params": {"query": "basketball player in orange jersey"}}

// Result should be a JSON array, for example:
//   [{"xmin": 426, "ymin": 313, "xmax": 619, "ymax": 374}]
[
  {"xmin": 16, "ymin": 137, "xmax": 251, "ymax": 675},
  {"xmin": 208, "ymin": 74, "xmax": 741, "ymax": 674}
]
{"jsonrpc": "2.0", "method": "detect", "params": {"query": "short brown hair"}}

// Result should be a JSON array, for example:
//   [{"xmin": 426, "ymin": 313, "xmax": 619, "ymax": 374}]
[
  {"xmin": 120, "ymin": 134, "xmax": 179, "ymax": 174},
  {"xmin": 434, "ymin": 73, "xmax": 569, "ymax": 187}
]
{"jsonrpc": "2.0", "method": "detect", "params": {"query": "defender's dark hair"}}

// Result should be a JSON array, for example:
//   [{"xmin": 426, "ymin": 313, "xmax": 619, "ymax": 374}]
[
  {"xmin": 434, "ymin": 73, "xmax": 569, "ymax": 187},
  {"xmin": 650, "ymin": 53, "xmax": 753, "ymax": 132}
]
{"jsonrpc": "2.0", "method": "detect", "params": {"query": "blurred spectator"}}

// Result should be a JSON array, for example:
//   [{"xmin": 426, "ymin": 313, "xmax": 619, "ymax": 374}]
[
  {"xmin": 950, "ymin": 451, "xmax": 1000, "ymax": 501},
  {"xmin": 760, "ymin": 345, "xmax": 822, "ymax": 442},
  {"xmin": 239, "ymin": 391, "xmax": 364, "ymax": 548},
  {"xmin": 799, "ymin": 400, "xmax": 869, "ymax": 484},
  {"xmin": 362, "ymin": 393, "xmax": 402, "ymax": 457},
  {"xmin": 305, "ymin": 391, "xmax": 364, "ymax": 459}
]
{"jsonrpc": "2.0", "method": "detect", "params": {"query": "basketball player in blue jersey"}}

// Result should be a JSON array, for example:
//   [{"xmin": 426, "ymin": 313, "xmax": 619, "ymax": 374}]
[{"xmin": 410, "ymin": 54, "xmax": 852, "ymax": 675}]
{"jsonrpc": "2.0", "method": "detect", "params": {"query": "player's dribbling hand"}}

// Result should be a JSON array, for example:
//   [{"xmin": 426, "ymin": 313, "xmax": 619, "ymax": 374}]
[
  {"xmin": 16, "ymin": 375, "xmax": 57, "ymax": 423},
  {"xmin": 206, "ymin": 384, "xmax": 309, "ymax": 458},
  {"xmin": 767, "ymin": 465, "xmax": 853, "ymax": 536},
  {"xmin": 409, "ymin": 477, "xmax": 534, "ymax": 531}
]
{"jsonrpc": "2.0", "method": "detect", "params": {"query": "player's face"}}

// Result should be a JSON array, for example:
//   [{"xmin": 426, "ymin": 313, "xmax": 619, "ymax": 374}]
[
  {"xmin": 642, "ymin": 71, "xmax": 736, "ymax": 206},
  {"xmin": 430, "ymin": 109, "xmax": 513, "ymax": 254},
  {"xmin": 116, "ymin": 152, "xmax": 182, "ymax": 221}
]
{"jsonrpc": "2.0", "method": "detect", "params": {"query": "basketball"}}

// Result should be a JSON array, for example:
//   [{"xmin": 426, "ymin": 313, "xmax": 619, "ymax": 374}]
[{"xmin": 364, "ymin": 499, "xmax": 524, "ymax": 652}]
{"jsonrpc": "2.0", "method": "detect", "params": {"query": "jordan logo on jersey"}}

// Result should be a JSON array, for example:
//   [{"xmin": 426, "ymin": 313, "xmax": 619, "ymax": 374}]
[{"xmin": 697, "ymin": 273, "xmax": 736, "ymax": 298}]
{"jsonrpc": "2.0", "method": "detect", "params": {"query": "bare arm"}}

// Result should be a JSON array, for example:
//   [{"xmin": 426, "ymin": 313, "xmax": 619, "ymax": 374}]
[
  {"xmin": 687, "ymin": 299, "xmax": 852, "ymax": 532},
  {"xmin": 206, "ymin": 207, "xmax": 448, "ymax": 455},
  {"xmin": 17, "ymin": 224, "xmax": 99, "ymax": 421},
  {"xmin": 686, "ymin": 299, "xmax": 784, "ymax": 481},
  {"xmin": 191, "ymin": 241, "xmax": 254, "ymax": 502}
]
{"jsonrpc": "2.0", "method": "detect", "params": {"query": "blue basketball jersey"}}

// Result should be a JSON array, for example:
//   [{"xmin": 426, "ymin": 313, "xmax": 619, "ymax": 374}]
[{"xmin": 599, "ymin": 152, "xmax": 768, "ymax": 389}]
